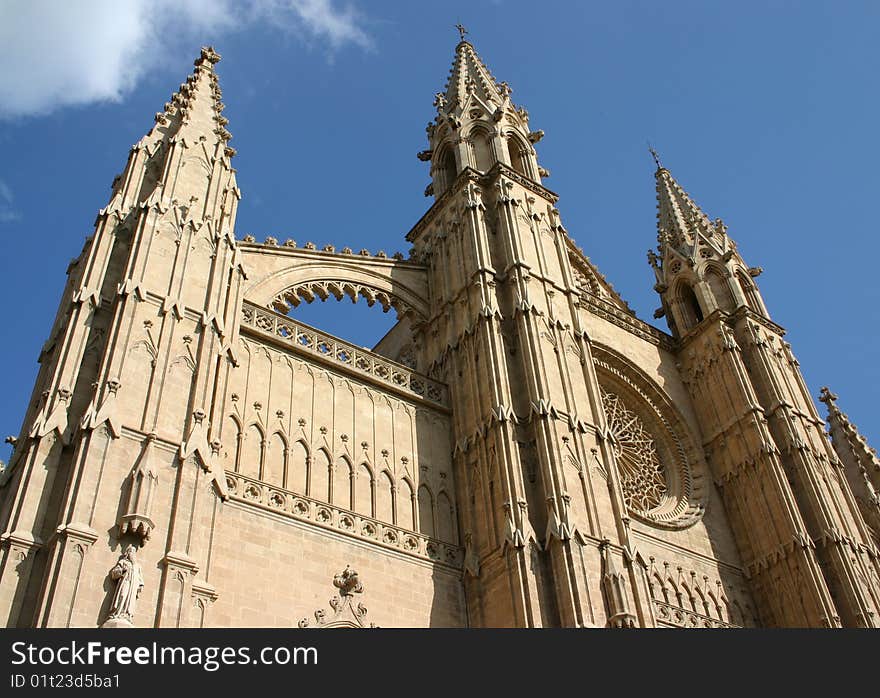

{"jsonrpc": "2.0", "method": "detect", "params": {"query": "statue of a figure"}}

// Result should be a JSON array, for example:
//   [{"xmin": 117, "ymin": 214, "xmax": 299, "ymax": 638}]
[{"xmin": 103, "ymin": 545, "xmax": 144, "ymax": 628}]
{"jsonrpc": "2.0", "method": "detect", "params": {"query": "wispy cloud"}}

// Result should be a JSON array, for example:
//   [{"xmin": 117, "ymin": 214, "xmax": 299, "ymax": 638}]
[
  {"xmin": 0, "ymin": 0, "xmax": 371, "ymax": 119},
  {"xmin": 0, "ymin": 180, "xmax": 21, "ymax": 222}
]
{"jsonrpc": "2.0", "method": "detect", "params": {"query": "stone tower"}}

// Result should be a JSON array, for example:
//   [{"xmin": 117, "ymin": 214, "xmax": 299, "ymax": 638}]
[
  {"xmin": 0, "ymin": 47, "xmax": 241, "ymax": 627},
  {"xmin": 1, "ymin": 38, "xmax": 878, "ymax": 628},
  {"xmin": 649, "ymin": 161, "xmax": 880, "ymax": 627}
]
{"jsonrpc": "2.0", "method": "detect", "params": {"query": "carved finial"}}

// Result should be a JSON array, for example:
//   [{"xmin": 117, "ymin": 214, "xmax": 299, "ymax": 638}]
[
  {"xmin": 333, "ymin": 565, "xmax": 364, "ymax": 596},
  {"xmin": 819, "ymin": 387, "xmax": 838, "ymax": 404},
  {"xmin": 197, "ymin": 46, "xmax": 221, "ymax": 66},
  {"xmin": 455, "ymin": 23, "xmax": 468, "ymax": 41},
  {"xmin": 648, "ymin": 143, "xmax": 662, "ymax": 170}
]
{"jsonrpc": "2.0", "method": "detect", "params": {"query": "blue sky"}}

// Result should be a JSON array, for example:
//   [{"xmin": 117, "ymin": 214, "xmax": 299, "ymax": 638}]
[{"xmin": 1, "ymin": 1, "xmax": 878, "ymax": 459}]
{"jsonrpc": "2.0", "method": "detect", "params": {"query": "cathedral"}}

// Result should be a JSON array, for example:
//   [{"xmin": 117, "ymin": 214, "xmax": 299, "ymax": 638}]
[{"xmin": 1, "ymin": 36, "xmax": 879, "ymax": 629}]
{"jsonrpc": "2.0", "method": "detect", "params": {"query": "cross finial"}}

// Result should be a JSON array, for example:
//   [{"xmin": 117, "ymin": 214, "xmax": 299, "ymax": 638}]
[
  {"xmin": 648, "ymin": 143, "xmax": 663, "ymax": 170},
  {"xmin": 455, "ymin": 23, "xmax": 468, "ymax": 41}
]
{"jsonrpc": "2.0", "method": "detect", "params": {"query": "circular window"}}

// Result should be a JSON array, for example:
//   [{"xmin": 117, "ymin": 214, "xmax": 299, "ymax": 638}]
[
  {"xmin": 594, "ymin": 348, "xmax": 708, "ymax": 529},
  {"xmin": 602, "ymin": 391, "xmax": 668, "ymax": 514}
]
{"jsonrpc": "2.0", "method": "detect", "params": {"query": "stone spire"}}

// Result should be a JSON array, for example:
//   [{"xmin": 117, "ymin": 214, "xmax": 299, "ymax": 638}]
[
  {"xmin": 421, "ymin": 33, "xmax": 545, "ymax": 197},
  {"xmin": 440, "ymin": 37, "xmax": 508, "ymax": 114},
  {"xmin": 141, "ymin": 46, "xmax": 233, "ymax": 157},
  {"xmin": 820, "ymin": 388, "xmax": 880, "ymax": 542},
  {"xmin": 654, "ymin": 162, "xmax": 727, "ymax": 260},
  {"xmin": 105, "ymin": 46, "xmax": 237, "ymax": 221},
  {"xmin": 648, "ymin": 157, "xmax": 769, "ymax": 335}
]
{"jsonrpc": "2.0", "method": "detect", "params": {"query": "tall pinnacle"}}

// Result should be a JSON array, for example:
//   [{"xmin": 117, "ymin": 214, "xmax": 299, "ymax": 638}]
[
  {"xmin": 139, "ymin": 46, "xmax": 234, "ymax": 159},
  {"xmin": 820, "ymin": 387, "xmax": 880, "ymax": 475},
  {"xmin": 655, "ymin": 164, "xmax": 718, "ymax": 253},
  {"xmin": 439, "ymin": 35, "xmax": 509, "ymax": 114},
  {"xmin": 651, "ymin": 154, "xmax": 745, "ymax": 256},
  {"xmin": 106, "ymin": 46, "xmax": 239, "ymax": 219}
]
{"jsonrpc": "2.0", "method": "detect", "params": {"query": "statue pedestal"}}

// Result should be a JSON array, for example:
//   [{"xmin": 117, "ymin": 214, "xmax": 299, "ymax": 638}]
[{"xmin": 101, "ymin": 617, "xmax": 133, "ymax": 629}]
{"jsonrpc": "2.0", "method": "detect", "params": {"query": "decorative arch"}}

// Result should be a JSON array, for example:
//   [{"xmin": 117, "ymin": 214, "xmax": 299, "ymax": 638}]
[
  {"xmin": 354, "ymin": 462, "xmax": 374, "ymax": 517},
  {"xmin": 265, "ymin": 431, "xmax": 287, "ymax": 486},
  {"xmin": 311, "ymin": 447, "xmax": 332, "ymax": 502},
  {"xmin": 333, "ymin": 455, "xmax": 354, "ymax": 510},
  {"xmin": 434, "ymin": 143, "xmax": 458, "ymax": 195},
  {"xmin": 592, "ymin": 343, "xmax": 709, "ymax": 529},
  {"xmin": 467, "ymin": 124, "xmax": 494, "ymax": 173},
  {"xmin": 241, "ymin": 250, "xmax": 430, "ymax": 322},
  {"xmin": 376, "ymin": 469, "xmax": 394, "ymax": 525},
  {"xmin": 704, "ymin": 264, "xmax": 735, "ymax": 312},
  {"xmin": 506, "ymin": 131, "xmax": 532, "ymax": 178},
  {"xmin": 288, "ymin": 439, "xmax": 309, "ymax": 494},
  {"xmin": 736, "ymin": 268, "xmax": 763, "ymax": 314},
  {"xmin": 674, "ymin": 279, "xmax": 704, "ymax": 330},
  {"xmin": 417, "ymin": 484, "xmax": 435, "ymax": 537},
  {"xmin": 397, "ymin": 477, "xmax": 415, "ymax": 531},
  {"xmin": 240, "ymin": 423, "xmax": 265, "ymax": 480}
]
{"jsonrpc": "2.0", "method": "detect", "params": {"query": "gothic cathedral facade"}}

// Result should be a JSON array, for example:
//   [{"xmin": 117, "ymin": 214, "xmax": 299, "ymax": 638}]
[{"xmin": 2, "ymin": 40, "xmax": 879, "ymax": 629}]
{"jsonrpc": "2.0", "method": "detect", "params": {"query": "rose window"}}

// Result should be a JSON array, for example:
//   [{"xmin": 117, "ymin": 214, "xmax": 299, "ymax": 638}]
[{"xmin": 601, "ymin": 390, "xmax": 668, "ymax": 515}]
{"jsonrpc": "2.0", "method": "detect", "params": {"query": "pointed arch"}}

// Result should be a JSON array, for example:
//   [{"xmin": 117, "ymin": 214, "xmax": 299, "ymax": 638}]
[
  {"xmin": 226, "ymin": 415, "xmax": 242, "ymax": 472},
  {"xmin": 397, "ymin": 477, "xmax": 415, "ymax": 531},
  {"xmin": 736, "ymin": 269, "xmax": 763, "ymax": 314},
  {"xmin": 354, "ymin": 462, "xmax": 374, "ymax": 516},
  {"xmin": 436, "ymin": 491, "xmax": 456, "ymax": 543},
  {"xmin": 240, "ymin": 423, "xmax": 264, "ymax": 480},
  {"xmin": 506, "ymin": 132, "xmax": 531, "ymax": 178},
  {"xmin": 708, "ymin": 590, "xmax": 725, "ymax": 622},
  {"xmin": 652, "ymin": 573, "xmax": 670, "ymax": 604},
  {"xmin": 333, "ymin": 455, "xmax": 354, "ymax": 510},
  {"xmin": 676, "ymin": 281, "xmax": 704, "ymax": 329},
  {"xmin": 417, "ymin": 484, "xmax": 435, "ymax": 537},
  {"xmin": 435, "ymin": 144, "xmax": 458, "ymax": 195},
  {"xmin": 705, "ymin": 266, "xmax": 735, "ymax": 312},
  {"xmin": 264, "ymin": 431, "xmax": 287, "ymax": 485},
  {"xmin": 694, "ymin": 585, "xmax": 711, "ymax": 617},
  {"xmin": 311, "ymin": 448, "xmax": 331, "ymax": 502},
  {"xmin": 469, "ymin": 125, "xmax": 494, "ymax": 173},
  {"xmin": 376, "ymin": 470, "xmax": 394, "ymax": 525},
  {"xmin": 288, "ymin": 439, "xmax": 309, "ymax": 493}
]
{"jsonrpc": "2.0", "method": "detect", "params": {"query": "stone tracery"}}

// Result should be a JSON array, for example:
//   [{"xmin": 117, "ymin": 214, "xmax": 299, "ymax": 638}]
[{"xmin": 601, "ymin": 391, "xmax": 668, "ymax": 514}]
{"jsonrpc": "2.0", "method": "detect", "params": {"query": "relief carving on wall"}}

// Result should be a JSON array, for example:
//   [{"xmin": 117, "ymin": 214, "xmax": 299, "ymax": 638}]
[{"xmin": 297, "ymin": 566, "xmax": 378, "ymax": 628}]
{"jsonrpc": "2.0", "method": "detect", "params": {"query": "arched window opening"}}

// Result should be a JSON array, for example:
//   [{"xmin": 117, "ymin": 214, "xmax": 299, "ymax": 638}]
[
  {"xmin": 678, "ymin": 283, "xmax": 704, "ymax": 329},
  {"xmin": 506, "ymin": 136, "xmax": 529, "ymax": 177},
  {"xmin": 472, "ymin": 130, "xmax": 493, "ymax": 173},
  {"xmin": 706, "ymin": 269, "xmax": 735, "ymax": 312},
  {"xmin": 440, "ymin": 148, "xmax": 457, "ymax": 193},
  {"xmin": 737, "ymin": 271, "xmax": 761, "ymax": 313}
]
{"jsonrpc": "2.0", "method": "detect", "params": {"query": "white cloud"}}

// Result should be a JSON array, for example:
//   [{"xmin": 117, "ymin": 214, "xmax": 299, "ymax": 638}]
[{"xmin": 0, "ymin": 0, "xmax": 371, "ymax": 119}]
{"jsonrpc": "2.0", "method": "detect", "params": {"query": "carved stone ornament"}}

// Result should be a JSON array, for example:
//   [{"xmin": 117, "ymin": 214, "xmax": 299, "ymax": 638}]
[
  {"xmin": 602, "ymin": 391, "xmax": 668, "ymax": 514},
  {"xmin": 297, "ymin": 566, "xmax": 377, "ymax": 628},
  {"xmin": 118, "ymin": 434, "xmax": 159, "ymax": 542},
  {"xmin": 102, "ymin": 545, "xmax": 145, "ymax": 628}
]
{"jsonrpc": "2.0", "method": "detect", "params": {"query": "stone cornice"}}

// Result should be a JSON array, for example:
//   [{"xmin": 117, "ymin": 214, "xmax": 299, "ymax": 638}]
[{"xmin": 582, "ymin": 293, "xmax": 676, "ymax": 351}]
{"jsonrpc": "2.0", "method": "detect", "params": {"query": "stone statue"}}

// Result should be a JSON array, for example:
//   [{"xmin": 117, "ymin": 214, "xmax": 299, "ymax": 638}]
[{"xmin": 102, "ymin": 545, "xmax": 144, "ymax": 628}]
